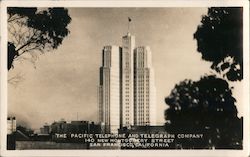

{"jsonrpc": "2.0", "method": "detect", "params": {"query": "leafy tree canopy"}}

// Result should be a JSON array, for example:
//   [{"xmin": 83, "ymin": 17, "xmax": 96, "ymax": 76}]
[
  {"xmin": 194, "ymin": 8, "xmax": 243, "ymax": 81},
  {"xmin": 7, "ymin": 7, "xmax": 71, "ymax": 70},
  {"xmin": 165, "ymin": 75, "xmax": 242, "ymax": 149}
]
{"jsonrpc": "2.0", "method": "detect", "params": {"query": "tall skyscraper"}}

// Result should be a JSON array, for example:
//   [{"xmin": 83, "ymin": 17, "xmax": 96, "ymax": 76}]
[
  {"xmin": 98, "ymin": 31, "xmax": 156, "ymax": 133},
  {"xmin": 120, "ymin": 33, "xmax": 135, "ymax": 128},
  {"xmin": 134, "ymin": 46, "xmax": 156, "ymax": 126},
  {"xmin": 98, "ymin": 46, "xmax": 120, "ymax": 133}
]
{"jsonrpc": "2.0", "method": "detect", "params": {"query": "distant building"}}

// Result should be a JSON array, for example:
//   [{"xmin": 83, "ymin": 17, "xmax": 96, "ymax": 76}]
[
  {"xmin": 7, "ymin": 117, "xmax": 16, "ymax": 150},
  {"xmin": 50, "ymin": 120, "xmax": 100, "ymax": 134},
  {"xmin": 89, "ymin": 121, "xmax": 101, "ymax": 134},
  {"xmin": 70, "ymin": 121, "xmax": 90, "ymax": 133},
  {"xmin": 50, "ymin": 120, "xmax": 67, "ymax": 133},
  {"xmin": 7, "ymin": 117, "xmax": 16, "ymax": 135},
  {"xmin": 40, "ymin": 123, "xmax": 50, "ymax": 134}
]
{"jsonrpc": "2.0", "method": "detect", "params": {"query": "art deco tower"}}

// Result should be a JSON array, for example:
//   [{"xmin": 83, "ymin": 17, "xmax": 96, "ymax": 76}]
[
  {"xmin": 134, "ymin": 46, "xmax": 156, "ymax": 126},
  {"xmin": 98, "ymin": 46, "xmax": 120, "ymax": 133},
  {"xmin": 98, "ymin": 26, "xmax": 156, "ymax": 133},
  {"xmin": 120, "ymin": 32, "xmax": 135, "ymax": 128}
]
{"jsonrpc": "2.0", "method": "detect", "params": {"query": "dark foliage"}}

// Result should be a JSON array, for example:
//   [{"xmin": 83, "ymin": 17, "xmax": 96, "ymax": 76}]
[
  {"xmin": 26, "ymin": 8, "xmax": 71, "ymax": 49},
  {"xmin": 8, "ymin": 42, "xmax": 18, "ymax": 70},
  {"xmin": 165, "ymin": 75, "xmax": 242, "ymax": 149},
  {"xmin": 7, "ymin": 7, "xmax": 71, "ymax": 70},
  {"xmin": 7, "ymin": 7, "xmax": 37, "ymax": 19},
  {"xmin": 194, "ymin": 8, "xmax": 243, "ymax": 81}
]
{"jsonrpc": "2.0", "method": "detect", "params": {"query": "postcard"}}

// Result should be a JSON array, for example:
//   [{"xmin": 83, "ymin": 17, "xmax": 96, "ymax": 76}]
[{"xmin": 1, "ymin": 0, "xmax": 249, "ymax": 156}]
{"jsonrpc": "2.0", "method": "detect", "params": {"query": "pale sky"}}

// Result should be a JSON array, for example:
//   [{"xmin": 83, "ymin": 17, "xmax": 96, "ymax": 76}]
[{"xmin": 8, "ymin": 8, "xmax": 243, "ymax": 130}]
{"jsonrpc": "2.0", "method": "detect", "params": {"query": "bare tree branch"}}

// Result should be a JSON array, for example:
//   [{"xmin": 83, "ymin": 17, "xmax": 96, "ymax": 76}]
[
  {"xmin": 8, "ymin": 15, "xmax": 26, "ymax": 23},
  {"xmin": 8, "ymin": 73, "xmax": 24, "ymax": 87}
]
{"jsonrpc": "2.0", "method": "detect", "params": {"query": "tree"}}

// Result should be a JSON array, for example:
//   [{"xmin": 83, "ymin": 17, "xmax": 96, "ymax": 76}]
[
  {"xmin": 8, "ymin": 7, "xmax": 71, "ymax": 70},
  {"xmin": 194, "ymin": 8, "xmax": 243, "ymax": 81},
  {"xmin": 165, "ymin": 75, "xmax": 242, "ymax": 149}
]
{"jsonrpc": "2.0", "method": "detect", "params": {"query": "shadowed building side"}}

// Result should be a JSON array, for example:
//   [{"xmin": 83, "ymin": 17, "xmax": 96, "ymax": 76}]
[{"xmin": 98, "ymin": 46, "xmax": 121, "ymax": 133}]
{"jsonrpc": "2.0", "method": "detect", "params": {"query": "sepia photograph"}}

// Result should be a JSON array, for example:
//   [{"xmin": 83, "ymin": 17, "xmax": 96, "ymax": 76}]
[{"xmin": 1, "ymin": 0, "xmax": 249, "ymax": 156}]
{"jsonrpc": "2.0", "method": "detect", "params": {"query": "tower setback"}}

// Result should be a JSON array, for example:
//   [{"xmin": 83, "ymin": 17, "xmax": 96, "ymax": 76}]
[{"xmin": 98, "ymin": 33, "xmax": 156, "ymax": 133}]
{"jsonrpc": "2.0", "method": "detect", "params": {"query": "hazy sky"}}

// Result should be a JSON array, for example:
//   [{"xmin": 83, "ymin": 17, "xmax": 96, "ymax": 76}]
[{"xmin": 8, "ymin": 8, "xmax": 243, "ymax": 130}]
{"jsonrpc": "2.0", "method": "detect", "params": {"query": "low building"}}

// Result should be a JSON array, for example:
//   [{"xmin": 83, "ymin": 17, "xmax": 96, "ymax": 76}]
[
  {"xmin": 40, "ymin": 123, "xmax": 50, "ymax": 134},
  {"xmin": 7, "ymin": 117, "xmax": 16, "ymax": 135},
  {"xmin": 50, "ymin": 120, "xmax": 101, "ymax": 142},
  {"xmin": 50, "ymin": 120, "xmax": 101, "ymax": 134}
]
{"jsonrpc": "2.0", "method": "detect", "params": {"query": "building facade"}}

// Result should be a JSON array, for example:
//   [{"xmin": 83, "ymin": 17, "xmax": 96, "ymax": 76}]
[
  {"xmin": 134, "ymin": 46, "xmax": 156, "ymax": 126},
  {"xmin": 120, "ymin": 33, "xmax": 135, "ymax": 128},
  {"xmin": 40, "ymin": 123, "xmax": 50, "ymax": 134},
  {"xmin": 7, "ymin": 117, "xmax": 16, "ymax": 135},
  {"xmin": 99, "ymin": 33, "xmax": 156, "ymax": 133},
  {"xmin": 50, "ymin": 120, "xmax": 101, "ymax": 134},
  {"xmin": 98, "ymin": 46, "xmax": 120, "ymax": 133}
]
